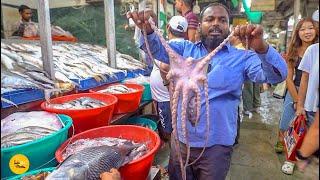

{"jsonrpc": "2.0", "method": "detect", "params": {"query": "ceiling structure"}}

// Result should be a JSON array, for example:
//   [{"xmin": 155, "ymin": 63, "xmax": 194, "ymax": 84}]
[{"xmin": 262, "ymin": 0, "xmax": 318, "ymax": 31}]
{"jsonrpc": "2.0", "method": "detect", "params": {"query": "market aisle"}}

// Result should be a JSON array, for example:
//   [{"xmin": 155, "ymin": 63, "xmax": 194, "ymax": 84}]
[{"xmin": 226, "ymin": 90, "xmax": 304, "ymax": 179}]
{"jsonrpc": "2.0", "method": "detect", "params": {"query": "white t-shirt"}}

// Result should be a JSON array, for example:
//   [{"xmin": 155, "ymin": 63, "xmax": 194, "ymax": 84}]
[
  {"xmin": 150, "ymin": 38, "xmax": 184, "ymax": 102},
  {"xmin": 298, "ymin": 43, "xmax": 319, "ymax": 112},
  {"xmin": 150, "ymin": 60, "xmax": 170, "ymax": 102}
]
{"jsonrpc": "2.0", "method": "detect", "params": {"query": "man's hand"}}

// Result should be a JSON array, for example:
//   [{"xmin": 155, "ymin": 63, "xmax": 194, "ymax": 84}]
[
  {"xmin": 234, "ymin": 24, "xmax": 268, "ymax": 54},
  {"xmin": 100, "ymin": 168, "xmax": 121, "ymax": 180},
  {"xmin": 126, "ymin": 9, "xmax": 157, "ymax": 35}
]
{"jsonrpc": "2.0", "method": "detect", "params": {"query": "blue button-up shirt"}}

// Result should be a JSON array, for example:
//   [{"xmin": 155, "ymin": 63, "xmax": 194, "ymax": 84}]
[{"xmin": 140, "ymin": 32, "xmax": 287, "ymax": 147}]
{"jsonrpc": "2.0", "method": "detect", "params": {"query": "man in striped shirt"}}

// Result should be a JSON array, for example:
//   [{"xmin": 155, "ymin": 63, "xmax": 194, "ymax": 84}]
[{"xmin": 175, "ymin": 0, "xmax": 199, "ymax": 42}]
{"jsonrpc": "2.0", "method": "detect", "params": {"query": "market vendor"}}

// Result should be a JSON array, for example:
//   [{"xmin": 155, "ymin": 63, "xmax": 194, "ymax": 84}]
[
  {"xmin": 11, "ymin": 4, "xmax": 76, "ymax": 41},
  {"xmin": 127, "ymin": 2, "xmax": 288, "ymax": 179},
  {"xmin": 12, "ymin": 5, "xmax": 38, "ymax": 37}
]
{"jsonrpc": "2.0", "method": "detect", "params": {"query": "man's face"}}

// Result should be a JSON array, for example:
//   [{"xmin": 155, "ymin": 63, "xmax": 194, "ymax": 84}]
[
  {"xmin": 175, "ymin": 0, "xmax": 183, "ymax": 14},
  {"xmin": 20, "ymin": 9, "xmax": 32, "ymax": 22},
  {"xmin": 200, "ymin": 6, "xmax": 230, "ymax": 50}
]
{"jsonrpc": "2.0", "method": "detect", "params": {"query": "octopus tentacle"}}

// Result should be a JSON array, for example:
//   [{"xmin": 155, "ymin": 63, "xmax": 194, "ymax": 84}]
[
  {"xmin": 197, "ymin": 31, "xmax": 234, "ymax": 71},
  {"xmin": 181, "ymin": 87, "xmax": 191, "ymax": 172},
  {"xmin": 171, "ymin": 82, "xmax": 185, "ymax": 179},
  {"xmin": 148, "ymin": 18, "xmax": 184, "ymax": 65},
  {"xmin": 187, "ymin": 79, "xmax": 210, "ymax": 166}
]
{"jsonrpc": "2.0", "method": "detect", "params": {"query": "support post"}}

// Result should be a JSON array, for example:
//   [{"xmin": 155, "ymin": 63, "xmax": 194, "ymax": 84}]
[
  {"xmin": 104, "ymin": 0, "xmax": 116, "ymax": 68},
  {"xmin": 293, "ymin": 0, "xmax": 300, "ymax": 27},
  {"xmin": 37, "ymin": 0, "xmax": 55, "ymax": 80}
]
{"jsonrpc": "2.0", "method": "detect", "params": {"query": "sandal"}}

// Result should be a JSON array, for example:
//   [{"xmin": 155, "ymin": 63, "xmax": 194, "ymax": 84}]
[
  {"xmin": 274, "ymin": 141, "xmax": 284, "ymax": 153},
  {"xmin": 281, "ymin": 161, "xmax": 295, "ymax": 175}
]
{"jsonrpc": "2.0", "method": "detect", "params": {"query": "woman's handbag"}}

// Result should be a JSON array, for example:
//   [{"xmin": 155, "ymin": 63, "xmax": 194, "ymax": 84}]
[{"xmin": 283, "ymin": 115, "xmax": 308, "ymax": 161}]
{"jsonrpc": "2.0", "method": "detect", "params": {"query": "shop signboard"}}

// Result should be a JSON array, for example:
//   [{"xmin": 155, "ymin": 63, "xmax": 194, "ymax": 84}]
[{"xmin": 251, "ymin": 0, "xmax": 275, "ymax": 11}]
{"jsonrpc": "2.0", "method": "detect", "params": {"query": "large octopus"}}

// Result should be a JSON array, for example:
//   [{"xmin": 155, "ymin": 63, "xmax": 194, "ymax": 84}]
[{"xmin": 142, "ymin": 19, "xmax": 234, "ymax": 180}]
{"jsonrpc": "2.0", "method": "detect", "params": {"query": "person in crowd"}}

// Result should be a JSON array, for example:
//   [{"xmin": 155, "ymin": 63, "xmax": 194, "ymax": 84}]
[
  {"xmin": 150, "ymin": 15, "xmax": 188, "ymax": 143},
  {"xmin": 11, "ymin": 4, "xmax": 74, "ymax": 39},
  {"xmin": 282, "ymin": 43, "xmax": 319, "ymax": 175},
  {"xmin": 296, "ymin": 42, "xmax": 319, "ymax": 122},
  {"xmin": 274, "ymin": 18, "xmax": 318, "ymax": 155},
  {"xmin": 174, "ymin": 0, "xmax": 199, "ymax": 42},
  {"xmin": 296, "ymin": 107, "xmax": 319, "ymax": 179},
  {"xmin": 127, "ymin": 2, "xmax": 287, "ymax": 179},
  {"xmin": 12, "ymin": 5, "xmax": 37, "ymax": 37},
  {"xmin": 242, "ymin": 81, "xmax": 261, "ymax": 116}
]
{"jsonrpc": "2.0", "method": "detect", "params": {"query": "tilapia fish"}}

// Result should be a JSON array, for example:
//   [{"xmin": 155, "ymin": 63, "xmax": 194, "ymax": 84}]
[
  {"xmin": 98, "ymin": 84, "xmax": 136, "ymax": 94},
  {"xmin": 46, "ymin": 145, "xmax": 134, "ymax": 180},
  {"xmin": 62, "ymin": 137, "xmax": 148, "ymax": 161},
  {"xmin": 48, "ymin": 97, "xmax": 106, "ymax": 110}
]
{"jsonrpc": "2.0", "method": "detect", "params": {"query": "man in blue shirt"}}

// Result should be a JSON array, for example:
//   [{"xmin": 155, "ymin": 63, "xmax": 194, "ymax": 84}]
[{"xmin": 127, "ymin": 2, "xmax": 287, "ymax": 179}]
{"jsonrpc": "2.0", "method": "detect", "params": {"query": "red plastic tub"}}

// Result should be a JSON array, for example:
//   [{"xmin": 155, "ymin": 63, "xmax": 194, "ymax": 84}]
[
  {"xmin": 90, "ymin": 83, "xmax": 144, "ymax": 114},
  {"xmin": 55, "ymin": 125, "xmax": 161, "ymax": 180},
  {"xmin": 41, "ymin": 93, "xmax": 117, "ymax": 134}
]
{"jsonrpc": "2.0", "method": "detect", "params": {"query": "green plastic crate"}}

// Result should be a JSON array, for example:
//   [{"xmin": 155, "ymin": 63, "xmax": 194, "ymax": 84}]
[
  {"xmin": 141, "ymin": 83, "xmax": 152, "ymax": 101},
  {"xmin": 1, "ymin": 114, "xmax": 73, "ymax": 179},
  {"xmin": 126, "ymin": 117, "xmax": 157, "ymax": 131}
]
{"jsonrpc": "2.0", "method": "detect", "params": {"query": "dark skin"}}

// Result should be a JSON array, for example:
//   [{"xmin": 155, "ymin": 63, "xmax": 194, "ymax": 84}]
[
  {"xmin": 20, "ymin": 9, "xmax": 32, "ymax": 22},
  {"xmin": 126, "ymin": 5, "xmax": 269, "ymax": 54}
]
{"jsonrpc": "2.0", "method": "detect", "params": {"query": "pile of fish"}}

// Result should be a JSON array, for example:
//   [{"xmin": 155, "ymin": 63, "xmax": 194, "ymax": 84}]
[
  {"xmin": 124, "ymin": 74, "xmax": 150, "ymax": 84},
  {"xmin": 46, "ymin": 138, "xmax": 147, "ymax": 179},
  {"xmin": 116, "ymin": 52, "xmax": 146, "ymax": 71},
  {"xmin": 98, "ymin": 84, "xmax": 136, "ymax": 94},
  {"xmin": 48, "ymin": 97, "xmax": 106, "ymax": 110},
  {"xmin": 1, "ymin": 111, "xmax": 63, "ymax": 148},
  {"xmin": 1, "ymin": 41, "xmax": 141, "ymax": 95}
]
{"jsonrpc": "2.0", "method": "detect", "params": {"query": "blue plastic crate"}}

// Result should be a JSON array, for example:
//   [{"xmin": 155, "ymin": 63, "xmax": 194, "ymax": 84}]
[
  {"xmin": 126, "ymin": 69, "xmax": 146, "ymax": 78},
  {"xmin": 1, "ymin": 89, "xmax": 44, "ymax": 108},
  {"xmin": 72, "ymin": 71, "xmax": 126, "ymax": 91}
]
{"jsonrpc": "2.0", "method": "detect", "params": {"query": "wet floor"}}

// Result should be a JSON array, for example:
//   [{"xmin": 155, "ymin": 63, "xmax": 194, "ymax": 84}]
[{"xmin": 153, "ymin": 89, "xmax": 315, "ymax": 179}]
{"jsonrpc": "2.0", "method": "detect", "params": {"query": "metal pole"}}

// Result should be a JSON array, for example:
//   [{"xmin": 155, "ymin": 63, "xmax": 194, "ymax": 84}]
[
  {"xmin": 104, "ymin": 0, "xmax": 116, "ymax": 68},
  {"xmin": 293, "ymin": 0, "xmax": 300, "ymax": 27},
  {"xmin": 37, "ymin": 0, "xmax": 55, "ymax": 80}
]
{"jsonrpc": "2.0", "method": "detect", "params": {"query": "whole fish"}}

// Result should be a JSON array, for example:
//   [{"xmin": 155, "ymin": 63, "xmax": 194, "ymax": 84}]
[
  {"xmin": 45, "ymin": 145, "xmax": 135, "ymax": 180},
  {"xmin": 48, "ymin": 97, "xmax": 106, "ymax": 110},
  {"xmin": 99, "ymin": 84, "xmax": 135, "ymax": 94}
]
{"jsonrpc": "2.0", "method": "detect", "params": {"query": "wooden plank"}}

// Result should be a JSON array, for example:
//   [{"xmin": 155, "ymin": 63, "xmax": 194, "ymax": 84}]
[
  {"xmin": 37, "ymin": 0, "xmax": 55, "ymax": 80},
  {"xmin": 104, "ymin": 0, "xmax": 116, "ymax": 68}
]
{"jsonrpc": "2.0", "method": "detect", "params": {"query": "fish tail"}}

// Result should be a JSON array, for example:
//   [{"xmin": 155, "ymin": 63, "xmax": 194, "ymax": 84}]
[{"xmin": 44, "ymin": 88, "xmax": 62, "ymax": 104}]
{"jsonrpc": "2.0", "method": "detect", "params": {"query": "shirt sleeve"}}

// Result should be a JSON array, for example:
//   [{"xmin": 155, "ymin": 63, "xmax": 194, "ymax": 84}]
[
  {"xmin": 187, "ymin": 15, "xmax": 199, "ymax": 30},
  {"xmin": 139, "ymin": 32, "xmax": 185, "ymax": 64},
  {"xmin": 244, "ymin": 45, "xmax": 288, "ymax": 84},
  {"xmin": 298, "ymin": 46, "xmax": 313, "ymax": 73}
]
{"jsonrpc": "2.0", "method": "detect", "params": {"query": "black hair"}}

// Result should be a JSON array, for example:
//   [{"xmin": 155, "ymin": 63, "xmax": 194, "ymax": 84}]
[
  {"xmin": 168, "ymin": 26, "xmax": 185, "ymax": 38},
  {"xmin": 182, "ymin": 0, "xmax": 195, "ymax": 9},
  {"xmin": 199, "ymin": 3, "xmax": 230, "ymax": 21},
  {"xmin": 18, "ymin": 5, "xmax": 31, "ymax": 13}
]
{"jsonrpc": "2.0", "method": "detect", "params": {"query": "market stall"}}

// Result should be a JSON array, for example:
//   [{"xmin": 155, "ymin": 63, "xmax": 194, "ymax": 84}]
[{"xmin": 1, "ymin": 0, "xmax": 161, "ymax": 179}]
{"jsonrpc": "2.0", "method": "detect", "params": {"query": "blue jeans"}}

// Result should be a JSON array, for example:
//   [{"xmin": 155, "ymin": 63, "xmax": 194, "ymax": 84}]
[
  {"xmin": 279, "ymin": 89, "xmax": 315, "ymax": 131},
  {"xmin": 279, "ymin": 91, "xmax": 296, "ymax": 131}
]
